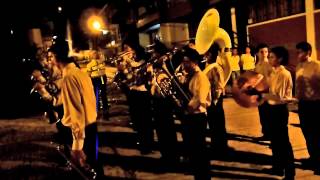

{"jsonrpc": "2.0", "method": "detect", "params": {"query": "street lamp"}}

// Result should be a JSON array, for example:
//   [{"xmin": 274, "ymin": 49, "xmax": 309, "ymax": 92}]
[{"xmin": 87, "ymin": 15, "xmax": 105, "ymax": 34}]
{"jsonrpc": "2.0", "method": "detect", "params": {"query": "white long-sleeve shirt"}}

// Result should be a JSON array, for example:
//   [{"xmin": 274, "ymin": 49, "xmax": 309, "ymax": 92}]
[
  {"xmin": 61, "ymin": 63, "xmax": 97, "ymax": 150},
  {"xmin": 267, "ymin": 65, "xmax": 293, "ymax": 105},
  {"xmin": 188, "ymin": 66, "xmax": 211, "ymax": 114},
  {"xmin": 296, "ymin": 59, "xmax": 320, "ymax": 101}
]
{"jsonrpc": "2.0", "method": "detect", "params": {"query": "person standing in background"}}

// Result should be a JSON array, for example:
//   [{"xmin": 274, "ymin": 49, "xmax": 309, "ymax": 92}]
[
  {"xmin": 86, "ymin": 49, "xmax": 109, "ymax": 119},
  {"xmin": 240, "ymin": 46, "xmax": 255, "ymax": 72},
  {"xmin": 295, "ymin": 42, "xmax": 320, "ymax": 175},
  {"xmin": 229, "ymin": 47, "xmax": 241, "ymax": 84},
  {"xmin": 255, "ymin": 43, "xmax": 273, "ymax": 141}
]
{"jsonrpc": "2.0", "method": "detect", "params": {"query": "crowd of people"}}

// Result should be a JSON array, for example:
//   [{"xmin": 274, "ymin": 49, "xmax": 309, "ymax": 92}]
[{"xmin": 29, "ymin": 36, "xmax": 320, "ymax": 180}]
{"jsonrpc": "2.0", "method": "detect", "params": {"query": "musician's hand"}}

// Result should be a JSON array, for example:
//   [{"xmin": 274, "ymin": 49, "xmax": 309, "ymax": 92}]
[
  {"xmin": 71, "ymin": 150, "xmax": 87, "ymax": 167},
  {"xmin": 33, "ymin": 82, "xmax": 45, "ymax": 91}
]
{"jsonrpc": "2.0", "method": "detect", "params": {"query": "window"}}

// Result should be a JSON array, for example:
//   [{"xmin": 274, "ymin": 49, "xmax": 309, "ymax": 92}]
[
  {"xmin": 248, "ymin": 0, "xmax": 305, "ymax": 24},
  {"xmin": 315, "ymin": 0, "xmax": 320, "ymax": 9}
]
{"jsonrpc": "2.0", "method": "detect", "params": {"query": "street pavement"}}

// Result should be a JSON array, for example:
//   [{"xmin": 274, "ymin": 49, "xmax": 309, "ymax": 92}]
[{"xmin": 0, "ymin": 88, "xmax": 319, "ymax": 179}]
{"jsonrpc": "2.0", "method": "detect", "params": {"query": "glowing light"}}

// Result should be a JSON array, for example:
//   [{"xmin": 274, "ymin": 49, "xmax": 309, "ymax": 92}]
[
  {"xmin": 102, "ymin": 30, "xmax": 108, "ymax": 35},
  {"xmin": 10, "ymin": 30, "xmax": 13, "ymax": 35},
  {"xmin": 93, "ymin": 21, "xmax": 101, "ymax": 30},
  {"xmin": 87, "ymin": 15, "xmax": 105, "ymax": 34},
  {"xmin": 58, "ymin": 7, "xmax": 62, "ymax": 12}
]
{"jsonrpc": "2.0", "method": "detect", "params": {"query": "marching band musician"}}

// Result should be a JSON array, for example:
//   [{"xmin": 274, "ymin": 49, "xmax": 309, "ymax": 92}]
[
  {"xmin": 49, "ymin": 39, "xmax": 104, "ymax": 178},
  {"xmin": 86, "ymin": 49, "xmax": 109, "ymax": 119},
  {"xmin": 31, "ymin": 48, "xmax": 73, "ymax": 166},
  {"xmin": 203, "ymin": 43, "xmax": 233, "ymax": 153},
  {"xmin": 149, "ymin": 40, "xmax": 179, "ymax": 165},
  {"xmin": 180, "ymin": 47, "xmax": 211, "ymax": 180},
  {"xmin": 295, "ymin": 42, "xmax": 320, "ymax": 174},
  {"xmin": 118, "ymin": 39, "xmax": 154, "ymax": 154},
  {"xmin": 264, "ymin": 46, "xmax": 295, "ymax": 179},
  {"xmin": 255, "ymin": 43, "xmax": 273, "ymax": 141}
]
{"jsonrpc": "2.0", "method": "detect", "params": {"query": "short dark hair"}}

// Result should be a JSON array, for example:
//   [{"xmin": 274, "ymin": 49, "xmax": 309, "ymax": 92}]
[
  {"xmin": 270, "ymin": 46, "xmax": 289, "ymax": 65},
  {"xmin": 48, "ymin": 39, "xmax": 73, "ymax": 63},
  {"xmin": 296, "ymin": 41, "xmax": 312, "ymax": 53},
  {"xmin": 256, "ymin": 43, "xmax": 269, "ymax": 51},
  {"xmin": 182, "ymin": 46, "xmax": 201, "ymax": 64}
]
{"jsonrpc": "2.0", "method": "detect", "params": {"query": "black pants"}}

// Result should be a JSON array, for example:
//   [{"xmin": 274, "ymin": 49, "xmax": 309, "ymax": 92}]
[
  {"xmin": 207, "ymin": 96, "xmax": 228, "ymax": 149},
  {"xmin": 258, "ymin": 102, "xmax": 271, "ymax": 138},
  {"xmin": 153, "ymin": 97, "xmax": 178, "ymax": 161},
  {"xmin": 92, "ymin": 75, "xmax": 108, "ymax": 112},
  {"xmin": 269, "ymin": 104, "xmax": 295, "ymax": 175},
  {"xmin": 183, "ymin": 113, "xmax": 210, "ymax": 180},
  {"xmin": 128, "ymin": 90, "xmax": 154, "ymax": 152},
  {"xmin": 83, "ymin": 122, "xmax": 104, "ymax": 177},
  {"xmin": 298, "ymin": 100, "xmax": 320, "ymax": 166}
]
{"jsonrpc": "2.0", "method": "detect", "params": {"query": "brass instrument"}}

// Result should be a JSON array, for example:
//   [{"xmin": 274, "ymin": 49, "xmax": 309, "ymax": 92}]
[
  {"xmin": 153, "ymin": 8, "xmax": 234, "ymax": 110},
  {"xmin": 30, "ymin": 68, "xmax": 62, "ymax": 124},
  {"xmin": 152, "ymin": 50, "xmax": 191, "ymax": 109},
  {"xmin": 195, "ymin": 8, "xmax": 233, "ymax": 87}
]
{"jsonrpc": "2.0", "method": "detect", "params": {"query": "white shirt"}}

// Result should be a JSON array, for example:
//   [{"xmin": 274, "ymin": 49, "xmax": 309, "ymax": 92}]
[
  {"xmin": 188, "ymin": 66, "xmax": 211, "ymax": 114},
  {"xmin": 241, "ymin": 54, "xmax": 255, "ymax": 70},
  {"xmin": 296, "ymin": 59, "xmax": 320, "ymax": 101},
  {"xmin": 203, "ymin": 63, "xmax": 224, "ymax": 105},
  {"xmin": 267, "ymin": 65, "xmax": 293, "ymax": 105},
  {"xmin": 230, "ymin": 55, "xmax": 240, "ymax": 71}
]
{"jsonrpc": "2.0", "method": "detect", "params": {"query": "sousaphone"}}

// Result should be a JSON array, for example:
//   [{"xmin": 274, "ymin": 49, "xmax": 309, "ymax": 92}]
[{"xmin": 195, "ymin": 8, "xmax": 232, "ymax": 88}]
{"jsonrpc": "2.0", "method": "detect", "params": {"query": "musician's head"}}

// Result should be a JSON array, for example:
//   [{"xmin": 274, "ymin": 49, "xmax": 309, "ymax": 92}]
[
  {"xmin": 182, "ymin": 47, "xmax": 201, "ymax": 73},
  {"xmin": 205, "ymin": 42, "xmax": 220, "ymax": 64},
  {"xmin": 256, "ymin": 43, "xmax": 269, "ymax": 60},
  {"xmin": 153, "ymin": 40, "xmax": 168, "ymax": 56},
  {"xmin": 245, "ymin": 46, "xmax": 251, "ymax": 54},
  {"xmin": 48, "ymin": 39, "xmax": 73, "ymax": 68},
  {"xmin": 122, "ymin": 39, "xmax": 146, "ymax": 60},
  {"xmin": 232, "ymin": 47, "xmax": 238, "ymax": 56},
  {"xmin": 269, "ymin": 46, "xmax": 289, "ymax": 67},
  {"xmin": 296, "ymin": 41, "xmax": 312, "ymax": 62}
]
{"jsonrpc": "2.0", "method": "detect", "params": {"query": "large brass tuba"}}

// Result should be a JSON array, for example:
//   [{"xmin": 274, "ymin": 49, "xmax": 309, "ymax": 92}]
[{"xmin": 195, "ymin": 8, "xmax": 232, "ymax": 87}]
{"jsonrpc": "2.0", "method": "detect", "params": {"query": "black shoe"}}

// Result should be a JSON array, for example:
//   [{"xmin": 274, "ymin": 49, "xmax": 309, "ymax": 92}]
[
  {"xmin": 256, "ymin": 135, "xmax": 271, "ymax": 141},
  {"xmin": 262, "ymin": 167, "xmax": 284, "ymax": 176},
  {"xmin": 284, "ymin": 169, "xmax": 295, "ymax": 180},
  {"xmin": 299, "ymin": 158, "xmax": 314, "ymax": 168}
]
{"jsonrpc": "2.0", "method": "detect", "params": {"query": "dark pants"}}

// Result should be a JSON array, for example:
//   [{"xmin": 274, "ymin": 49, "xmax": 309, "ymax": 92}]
[
  {"xmin": 153, "ymin": 97, "xmax": 178, "ymax": 162},
  {"xmin": 298, "ymin": 100, "xmax": 320, "ymax": 167},
  {"xmin": 92, "ymin": 75, "xmax": 108, "ymax": 112},
  {"xmin": 207, "ymin": 96, "xmax": 228, "ymax": 149},
  {"xmin": 258, "ymin": 102, "xmax": 271, "ymax": 138},
  {"xmin": 128, "ymin": 90, "xmax": 154, "ymax": 153},
  {"xmin": 269, "ymin": 104, "xmax": 295, "ymax": 176},
  {"xmin": 183, "ymin": 113, "xmax": 210, "ymax": 180},
  {"xmin": 83, "ymin": 122, "xmax": 104, "ymax": 178}
]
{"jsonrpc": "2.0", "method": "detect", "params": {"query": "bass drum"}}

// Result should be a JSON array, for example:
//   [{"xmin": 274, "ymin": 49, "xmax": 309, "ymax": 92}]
[{"xmin": 232, "ymin": 71, "xmax": 269, "ymax": 108}]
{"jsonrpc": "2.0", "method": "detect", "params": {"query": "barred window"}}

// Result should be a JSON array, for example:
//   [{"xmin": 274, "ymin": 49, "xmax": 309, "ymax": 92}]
[
  {"xmin": 315, "ymin": 0, "xmax": 320, "ymax": 9},
  {"xmin": 248, "ymin": 0, "xmax": 305, "ymax": 24}
]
